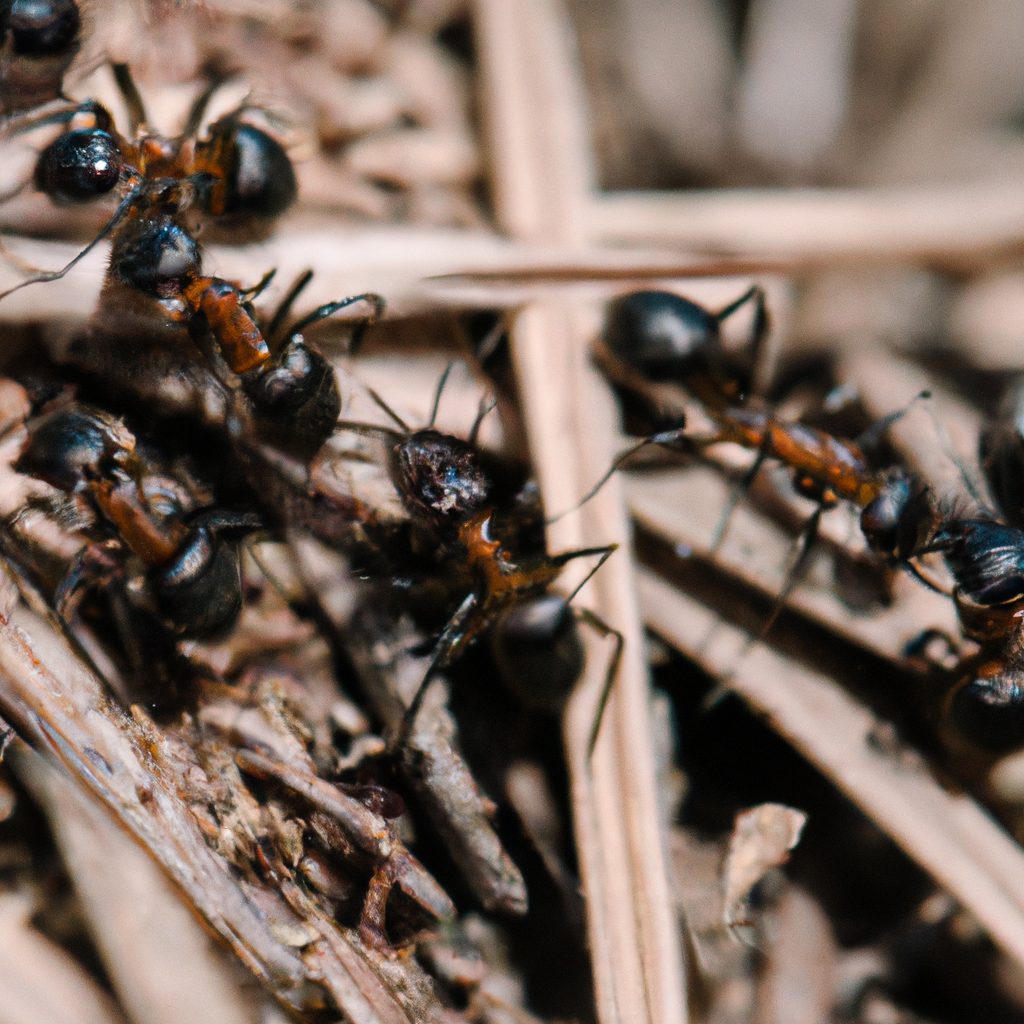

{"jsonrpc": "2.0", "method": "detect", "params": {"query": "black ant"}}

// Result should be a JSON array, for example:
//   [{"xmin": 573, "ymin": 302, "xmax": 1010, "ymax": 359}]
[
  {"xmin": 1, "ymin": 62, "xmax": 296, "ymax": 304},
  {"xmin": 10, "ymin": 400, "xmax": 260, "ymax": 639},
  {"xmin": 335, "ymin": 373, "xmax": 622, "ymax": 755},
  {"xmin": 0, "ymin": 0, "xmax": 79, "ymax": 114},
  {"xmin": 595, "ymin": 288, "xmax": 1024, "ymax": 757}
]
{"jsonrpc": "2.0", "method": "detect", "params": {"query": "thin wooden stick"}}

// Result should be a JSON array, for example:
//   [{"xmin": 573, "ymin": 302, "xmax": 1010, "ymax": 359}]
[
  {"xmin": 473, "ymin": 2, "xmax": 687, "ymax": 1023},
  {"xmin": 637, "ymin": 568, "xmax": 1024, "ymax": 972}
]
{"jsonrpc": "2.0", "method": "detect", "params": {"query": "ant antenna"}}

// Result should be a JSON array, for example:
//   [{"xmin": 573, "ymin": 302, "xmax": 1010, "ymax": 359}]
[
  {"xmin": 288, "ymin": 293, "xmax": 386, "ymax": 356},
  {"xmin": 468, "ymin": 394, "xmax": 497, "ymax": 448},
  {"xmin": 428, "ymin": 362, "xmax": 455, "ymax": 428},
  {"xmin": 0, "ymin": 188, "xmax": 140, "ymax": 303},
  {"xmin": 266, "ymin": 269, "xmax": 313, "ymax": 343},
  {"xmin": 715, "ymin": 284, "xmax": 760, "ymax": 322},
  {"xmin": 111, "ymin": 63, "xmax": 148, "ymax": 135},
  {"xmin": 239, "ymin": 268, "xmax": 277, "ymax": 301},
  {"xmin": 365, "ymin": 387, "xmax": 411, "ymax": 433},
  {"xmin": 545, "ymin": 428, "xmax": 687, "ymax": 524}
]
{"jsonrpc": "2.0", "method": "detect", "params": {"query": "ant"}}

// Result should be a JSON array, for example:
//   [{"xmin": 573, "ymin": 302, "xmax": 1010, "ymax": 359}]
[
  {"xmin": 2, "ymin": 61, "xmax": 296, "ymax": 305},
  {"xmin": 334, "ymin": 372, "xmax": 622, "ymax": 755},
  {"xmin": 10, "ymin": 400, "xmax": 260, "ymax": 640},
  {"xmin": 593, "ymin": 287, "xmax": 938, "ymax": 596},
  {"xmin": 596, "ymin": 288, "xmax": 1024, "ymax": 756},
  {"xmin": 0, "ymin": 0, "xmax": 80, "ymax": 114}
]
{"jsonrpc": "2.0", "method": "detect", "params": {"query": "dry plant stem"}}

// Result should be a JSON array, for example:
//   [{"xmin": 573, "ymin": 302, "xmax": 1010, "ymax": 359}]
[
  {"xmin": 0, "ymin": 888, "xmax": 129, "ymax": 1024},
  {"xmin": 11, "ymin": 742, "xmax": 256, "ymax": 1024},
  {"xmin": 474, "ymin": 0, "xmax": 687, "ymax": 1022},
  {"xmin": 0, "ymin": 562, "xmax": 442, "ymax": 1023},
  {"xmin": 636, "ymin": 568, "xmax": 1024, "ymax": 971},
  {"xmin": 587, "ymin": 186, "xmax": 1024, "ymax": 266},
  {"xmin": 289, "ymin": 536, "xmax": 528, "ymax": 914}
]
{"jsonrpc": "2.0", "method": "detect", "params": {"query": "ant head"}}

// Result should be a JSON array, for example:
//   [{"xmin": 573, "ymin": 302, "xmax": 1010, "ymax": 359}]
[
  {"xmin": 491, "ymin": 593, "xmax": 583, "ymax": 712},
  {"xmin": 203, "ymin": 117, "xmax": 297, "ymax": 219},
  {"xmin": 391, "ymin": 428, "xmax": 490, "ymax": 525},
  {"xmin": 604, "ymin": 290, "xmax": 724, "ymax": 383},
  {"xmin": 6, "ymin": 0, "xmax": 79, "ymax": 57},
  {"xmin": 15, "ymin": 403, "xmax": 136, "ymax": 493},
  {"xmin": 35, "ymin": 128, "xmax": 122, "ymax": 203},
  {"xmin": 242, "ymin": 334, "xmax": 341, "ymax": 460},
  {"xmin": 111, "ymin": 214, "xmax": 201, "ymax": 297},
  {"xmin": 860, "ymin": 472, "xmax": 936, "ymax": 560},
  {"xmin": 947, "ymin": 658, "xmax": 1024, "ymax": 755}
]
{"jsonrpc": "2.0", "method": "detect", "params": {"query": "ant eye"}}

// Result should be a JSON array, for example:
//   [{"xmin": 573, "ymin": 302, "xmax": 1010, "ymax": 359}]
[
  {"xmin": 213, "ymin": 121, "xmax": 297, "ymax": 219},
  {"xmin": 35, "ymin": 128, "xmax": 122, "ymax": 203},
  {"xmin": 8, "ymin": 0, "xmax": 79, "ymax": 57}
]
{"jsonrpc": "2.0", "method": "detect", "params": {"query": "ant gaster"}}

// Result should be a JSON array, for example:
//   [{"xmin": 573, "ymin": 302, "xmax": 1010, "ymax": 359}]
[{"xmin": 0, "ymin": 0, "xmax": 80, "ymax": 113}]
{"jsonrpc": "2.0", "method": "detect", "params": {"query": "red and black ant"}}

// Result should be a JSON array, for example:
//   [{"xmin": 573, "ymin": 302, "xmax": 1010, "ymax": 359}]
[
  {"xmin": 334, "ymin": 373, "xmax": 622, "ymax": 756},
  {"xmin": 0, "ymin": 0, "xmax": 79, "ymax": 114},
  {"xmin": 10, "ymin": 400, "xmax": 260, "ymax": 638}
]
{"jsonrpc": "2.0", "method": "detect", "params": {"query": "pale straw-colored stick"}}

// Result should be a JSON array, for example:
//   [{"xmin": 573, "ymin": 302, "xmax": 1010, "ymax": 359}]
[{"xmin": 473, "ymin": 2, "xmax": 687, "ymax": 1023}]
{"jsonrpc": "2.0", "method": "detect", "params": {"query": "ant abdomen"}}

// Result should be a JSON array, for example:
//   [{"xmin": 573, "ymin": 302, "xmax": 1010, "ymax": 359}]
[
  {"xmin": 491, "ymin": 594, "xmax": 584, "ymax": 713},
  {"xmin": 15, "ymin": 403, "xmax": 135, "ymax": 492},
  {"xmin": 945, "ymin": 658, "xmax": 1024, "ymax": 755},
  {"xmin": 242, "ymin": 335, "xmax": 341, "ymax": 459},
  {"xmin": 199, "ymin": 117, "xmax": 297, "ymax": 220},
  {"xmin": 604, "ymin": 290, "xmax": 723, "ymax": 383},
  {"xmin": 35, "ymin": 128, "xmax": 122, "ymax": 203},
  {"xmin": 391, "ymin": 429, "xmax": 491, "ymax": 525},
  {"xmin": 152, "ymin": 521, "xmax": 243, "ymax": 637},
  {"xmin": 0, "ymin": 0, "xmax": 80, "ymax": 111}
]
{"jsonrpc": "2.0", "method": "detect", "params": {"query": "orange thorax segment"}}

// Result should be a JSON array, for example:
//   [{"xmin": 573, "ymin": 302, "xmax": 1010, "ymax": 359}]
[{"xmin": 182, "ymin": 278, "xmax": 270, "ymax": 374}]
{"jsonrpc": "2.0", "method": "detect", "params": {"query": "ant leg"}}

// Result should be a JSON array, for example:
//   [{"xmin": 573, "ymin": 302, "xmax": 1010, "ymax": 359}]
[
  {"xmin": 265, "ymin": 270, "xmax": 314, "ymax": 344},
  {"xmin": 179, "ymin": 76, "xmax": 223, "ymax": 140},
  {"xmin": 716, "ymin": 285, "xmax": 770, "ymax": 376},
  {"xmin": 468, "ymin": 395, "xmax": 498, "ymax": 447},
  {"xmin": 0, "ymin": 187, "xmax": 141, "ymax": 303},
  {"xmin": 428, "ymin": 361, "xmax": 455, "ymax": 427},
  {"xmin": 238, "ymin": 268, "xmax": 277, "ymax": 301},
  {"xmin": 903, "ymin": 559, "xmax": 952, "ymax": 597},
  {"xmin": 710, "ymin": 446, "xmax": 768, "ymax": 552},
  {"xmin": 546, "ymin": 427, "xmax": 689, "ymax": 524},
  {"xmin": 287, "ymin": 294, "xmax": 386, "ymax": 356},
  {"xmin": 110, "ymin": 63, "xmax": 149, "ymax": 134},
  {"xmin": 575, "ymin": 607, "xmax": 625, "ymax": 759},
  {"xmin": 394, "ymin": 591, "xmax": 479, "ymax": 748},
  {"xmin": 759, "ymin": 502, "xmax": 825, "ymax": 639}
]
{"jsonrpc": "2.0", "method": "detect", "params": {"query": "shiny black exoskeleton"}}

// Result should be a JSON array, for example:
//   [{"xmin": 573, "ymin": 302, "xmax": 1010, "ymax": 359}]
[
  {"xmin": 601, "ymin": 286, "xmax": 768, "ymax": 416},
  {"xmin": 0, "ymin": 0, "xmax": 80, "ymax": 113},
  {"xmin": 14, "ymin": 402, "xmax": 260, "ymax": 639},
  {"xmin": 491, "ymin": 594, "xmax": 585, "ymax": 713}
]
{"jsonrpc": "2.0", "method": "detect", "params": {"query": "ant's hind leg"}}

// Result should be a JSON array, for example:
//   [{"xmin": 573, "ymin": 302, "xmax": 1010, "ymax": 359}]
[
  {"xmin": 393, "ymin": 591, "xmax": 479, "ymax": 750},
  {"xmin": 759, "ymin": 502, "xmax": 826, "ymax": 640},
  {"xmin": 710, "ymin": 446, "xmax": 768, "ymax": 552},
  {"xmin": 575, "ymin": 607, "xmax": 625, "ymax": 759}
]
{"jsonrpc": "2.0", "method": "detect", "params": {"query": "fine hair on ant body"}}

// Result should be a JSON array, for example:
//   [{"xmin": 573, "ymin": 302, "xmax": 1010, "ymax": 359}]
[{"xmin": 334, "ymin": 368, "xmax": 623, "ymax": 757}]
